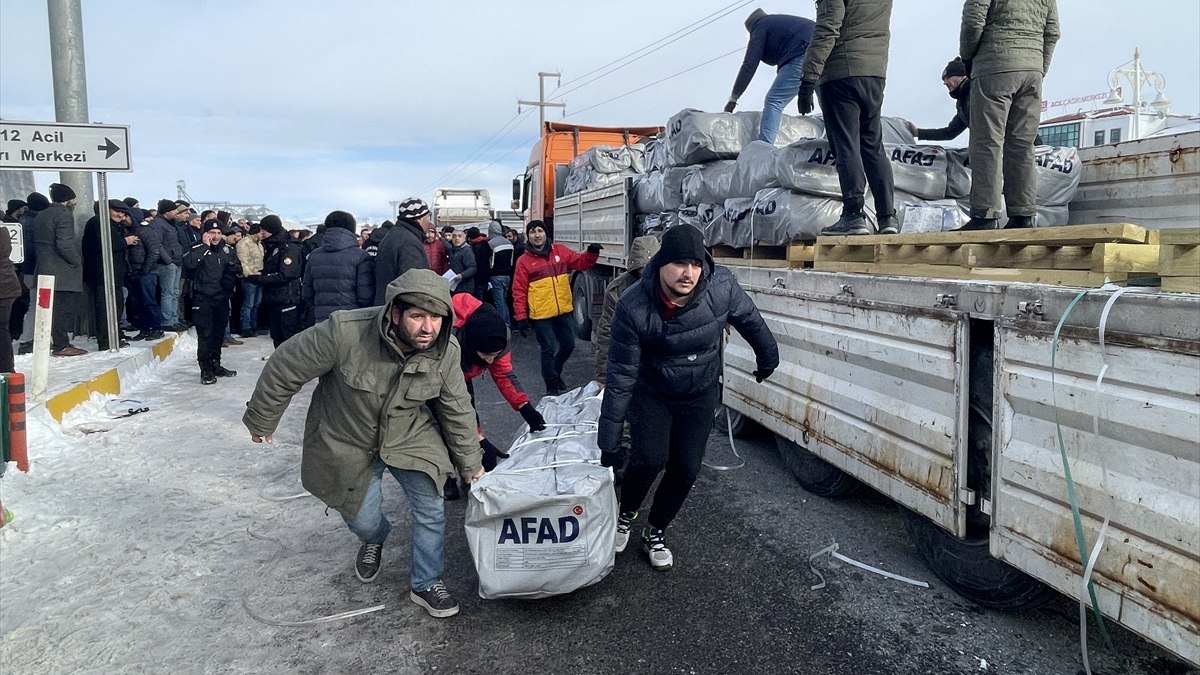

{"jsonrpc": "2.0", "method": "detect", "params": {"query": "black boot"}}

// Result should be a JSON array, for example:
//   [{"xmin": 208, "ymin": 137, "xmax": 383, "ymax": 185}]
[
  {"xmin": 213, "ymin": 362, "xmax": 237, "ymax": 377},
  {"xmin": 1004, "ymin": 215, "xmax": 1035, "ymax": 229},
  {"xmin": 953, "ymin": 216, "xmax": 999, "ymax": 232},
  {"xmin": 200, "ymin": 364, "xmax": 216, "ymax": 385},
  {"xmin": 820, "ymin": 211, "xmax": 870, "ymax": 236}
]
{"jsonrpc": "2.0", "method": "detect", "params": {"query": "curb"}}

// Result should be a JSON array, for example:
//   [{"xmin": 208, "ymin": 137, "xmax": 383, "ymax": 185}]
[{"xmin": 39, "ymin": 335, "xmax": 181, "ymax": 422}]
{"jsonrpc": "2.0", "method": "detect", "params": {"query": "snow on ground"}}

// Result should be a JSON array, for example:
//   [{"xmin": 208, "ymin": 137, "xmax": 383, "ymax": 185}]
[{"xmin": 0, "ymin": 334, "xmax": 447, "ymax": 674}]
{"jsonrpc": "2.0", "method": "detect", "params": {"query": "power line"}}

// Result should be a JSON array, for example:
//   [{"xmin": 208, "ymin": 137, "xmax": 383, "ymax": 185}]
[
  {"xmin": 415, "ymin": 109, "xmax": 533, "ymax": 196},
  {"xmin": 451, "ymin": 134, "xmax": 539, "ymax": 187},
  {"xmin": 565, "ymin": 47, "xmax": 743, "ymax": 119}
]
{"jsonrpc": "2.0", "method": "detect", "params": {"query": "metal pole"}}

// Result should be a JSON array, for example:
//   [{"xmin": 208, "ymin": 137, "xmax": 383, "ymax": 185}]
[
  {"xmin": 1132, "ymin": 49, "xmax": 1142, "ymax": 140},
  {"xmin": 46, "ymin": 0, "xmax": 94, "ymax": 238},
  {"xmin": 97, "ymin": 172, "xmax": 119, "ymax": 352}
]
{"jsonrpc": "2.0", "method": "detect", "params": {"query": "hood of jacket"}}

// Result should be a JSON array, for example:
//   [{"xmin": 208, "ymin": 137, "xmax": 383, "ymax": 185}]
[
  {"xmin": 488, "ymin": 220, "xmax": 504, "ymax": 238},
  {"xmin": 628, "ymin": 235, "xmax": 661, "ymax": 273},
  {"xmin": 320, "ymin": 226, "xmax": 359, "ymax": 252},
  {"xmin": 379, "ymin": 268, "xmax": 455, "ymax": 358}
]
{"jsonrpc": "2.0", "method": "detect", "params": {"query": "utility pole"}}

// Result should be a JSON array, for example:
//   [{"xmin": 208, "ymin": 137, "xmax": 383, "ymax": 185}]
[
  {"xmin": 47, "ymin": 0, "xmax": 93, "ymax": 236},
  {"xmin": 519, "ymin": 72, "xmax": 565, "ymax": 137}
]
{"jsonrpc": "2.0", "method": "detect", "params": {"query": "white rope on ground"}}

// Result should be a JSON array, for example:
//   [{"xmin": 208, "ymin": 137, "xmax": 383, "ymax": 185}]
[
  {"xmin": 702, "ymin": 406, "xmax": 745, "ymax": 471},
  {"xmin": 808, "ymin": 542, "xmax": 929, "ymax": 590}
]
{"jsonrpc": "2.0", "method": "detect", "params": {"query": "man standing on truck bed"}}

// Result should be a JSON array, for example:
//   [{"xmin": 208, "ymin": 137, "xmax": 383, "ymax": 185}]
[
  {"xmin": 511, "ymin": 220, "xmax": 601, "ymax": 396},
  {"xmin": 796, "ymin": 0, "xmax": 898, "ymax": 237},
  {"xmin": 956, "ymin": 0, "xmax": 1060, "ymax": 231},
  {"xmin": 724, "ymin": 8, "xmax": 815, "ymax": 145}
]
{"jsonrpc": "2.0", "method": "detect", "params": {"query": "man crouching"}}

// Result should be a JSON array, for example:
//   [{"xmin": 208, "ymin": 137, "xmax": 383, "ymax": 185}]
[{"xmin": 243, "ymin": 268, "xmax": 483, "ymax": 618}]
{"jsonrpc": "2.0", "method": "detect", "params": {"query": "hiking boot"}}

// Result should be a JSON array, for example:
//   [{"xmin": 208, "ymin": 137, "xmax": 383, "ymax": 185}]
[
  {"xmin": 1004, "ymin": 215, "xmax": 1035, "ymax": 229},
  {"xmin": 17, "ymin": 341, "xmax": 32, "ymax": 355},
  {"xmin": 615, "ymin": 511, "xmax": 637, "ymax": 553},
  {"xmin": 51, "ymin": 345, "xmax": 87, "ymax": 357},
  {"xmin": 354, "ymin": 543, "xmax": 383, "ymax": 583},
  {"xmin": 410, "ymin": 580, "xmax": 459, "ymax": 618},
  {"xmin": 200, "ymin": 367, "xmax": 217, "ymax": 385},
  {"xmin": 213, "ymin": 365, "xmax": 237, "ymax": 377},
  {"xmin": 819, "ymin": 212, "xmax": 870, "ymax": 236},
  {"xmin": 877, "ymin": 213, "xmax": 900, "ymax": 235},
  {"xmin": 146, "ymin": 329, "xmax": 165, "ymax": 340},
  {"xmin": 642, "ymin": 526, "xmax": 673, "ymax": 571},
  {"xmin": 953, "ymin": 217, "xmax": 998, "ymax": 232},
  {"xmin": 443, "ymin": 477, "xmax": 462, "ymax": 501}
]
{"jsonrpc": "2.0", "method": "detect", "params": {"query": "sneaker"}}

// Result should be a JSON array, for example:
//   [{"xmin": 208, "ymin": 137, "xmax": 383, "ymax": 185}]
[
  {"xmin": 1004, "ymin": 215, "xmax": 1035, "ymax": 229},
  {"xmin": 213, "ymin": 365, "xmax": 237, "ymax": 377},
  {"xmin": 200, "ymin": 368, "xmax": 217, "ymax": 385},
  {"xmin": 146, "ymin": 329, "xmax": 165, "ymax": 340},
  {"xmin": 819, "ymin": 212, "xmax": 870, "ymax": 237},
  {"xmin": 953, "ymin": 217, "xmax": 998, "ymax": 232},
  {"xmin": 410, "ymin": 580, "xmax": 459, "ymax": 618},
  {"xmin": 354, "ymin": 543, "xmax": 383, "ymax": 583},
  {"xmin": 51, "ymin": 345, "xmax": 87, "ymax": 357},
  {"xmin": 17, "ymin": 341, "xmax": 32, "ymax": 355},
  {"xmin": 642, "ymin": 526, "xmax": 673, "ymax": 571},
  {"xmin": 615, "ymin": 511, "xmax": 637, "ymax": 553},
  {"xmin": 877, "ymin": 214, "xmax": 900, "ymax": 235}
]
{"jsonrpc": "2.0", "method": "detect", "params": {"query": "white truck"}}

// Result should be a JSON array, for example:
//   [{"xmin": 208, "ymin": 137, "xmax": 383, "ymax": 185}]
[
  {"xmin": 432, "ymin": 188, "xmax": 493, "ymax": 230},
  {"xmin": 551, "ymin": 130, "xmax": 1200, "ymax": 665}
]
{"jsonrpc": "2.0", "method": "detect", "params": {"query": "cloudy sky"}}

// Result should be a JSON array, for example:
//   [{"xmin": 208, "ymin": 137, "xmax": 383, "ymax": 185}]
[{"xmin": 2, "ymin": 0, "xmax": 1197, "ymax": 225}]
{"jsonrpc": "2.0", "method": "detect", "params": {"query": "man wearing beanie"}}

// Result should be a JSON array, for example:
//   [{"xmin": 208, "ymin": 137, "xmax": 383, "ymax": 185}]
[
  {"xmin": 34, "ymin": 183, "xmax": 87, "ymax": 356},
  {"xmin": 150, "ymin": 198, "xmax": 185, "ymax": 331},
  {"xmin": 244, "ymin": 269, "xmax": 483, "ymax": 618},
  {"xmin": 16, "ymin": 192, "xmax": 50, "ymax": 352},
  {"xmin": 511, "ymin": 220, "xmax": 601, "ymax": 395},
  {"xmin": 905, "ymin": 57, "xmax": 972, "ymax": 143},
  {"xmin": 598, "ymin": 225, "xmax": 778, "ymax": 571},
  {"xmin": 724, "ymin": 9, "xmax": 815, "ymax": 144},
  {"xmin": 255, "ymin": 214, "xmax": 304, "ymax": 347},
  {"xmin": 302, "ymin": 210, "xmax": 374, "ymax": 322},
  {"xmin": 184, "ymin": 222, "xmax": 242, "ymax": 383},
  {"xmin": 373, "ymin": 197, "xmax": 430, "ymax": 306},
  {"xmin": 2, "ymin": 199, "xmax": 26, "ymax": 224},
  {"xmin": 82, "ymin": 200, "xmax": 138, "ymax": 350}
]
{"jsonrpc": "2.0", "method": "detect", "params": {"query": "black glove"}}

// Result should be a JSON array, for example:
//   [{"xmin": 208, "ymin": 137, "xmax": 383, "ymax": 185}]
[
  {"xmin": 519, "ymin": 403, "xmax": 546, "ymax": 432},
  {"xmin": 480, "ymin": 438, "xmax": 509, "ymax": 472},
  {"xmin": 600, "ymin": 451, "xmax": 622, "ymax": 468},
  {"xmin": 723, "ymin": 100, "xmax": 737, "ymax": 114},
  {"xmin": 515, "ymin": 318, "xmax": 531, "ymax": 334},
  {"xmin": 797, "ymin": 80, "xmax": 816, "ymax": 115},
  {"xmin": 586, "ymin": 243, "xmax": 603, "ymax": 255},
  {"xmin": 754, "ymin": 367, "xmax": 775, "ymax": 384}
]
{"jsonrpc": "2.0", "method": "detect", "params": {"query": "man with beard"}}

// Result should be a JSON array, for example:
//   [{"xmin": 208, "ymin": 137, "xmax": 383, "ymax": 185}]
[
  {"xmin": 34, "ymin": 183, "xmax": 86, "ymax": 356},
  {"xmin": 373, "ymin": 198, "xmax": 430, "ymax": 306},
  {"xmin": 82, "ymin": 200, "xmax": 139, "ymax": 350}
]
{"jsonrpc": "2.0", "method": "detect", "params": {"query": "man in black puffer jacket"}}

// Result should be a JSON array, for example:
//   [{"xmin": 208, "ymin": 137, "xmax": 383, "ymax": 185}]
[
  {"xmin": 257, "ymin": 215, "xmax": 304, "ymax": 347},
  {"xmin": 598, "ymin": 224, "xmax": 778, "ymax": 572},
  {"xmin": 302, "ymin": 210, "xmax": 374, "ymax": 322}
]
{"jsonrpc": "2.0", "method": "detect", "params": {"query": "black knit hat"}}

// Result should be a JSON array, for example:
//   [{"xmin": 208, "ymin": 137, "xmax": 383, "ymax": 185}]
[
  {"xmin": 106, "ymin": 199, "xmax": 130, "ymax": 214},
  {"xmin": 654, "ymin": 224, "xmax": 707, "ymax": 266},
  {"xmin": 26, "ymin": 192, "xmax": 50, "ymax": 212},
  {"xmin": 942, "ymin": 57, "xmax": 968, "ymax": 79},
  {"xmin": 461, "ymin": 302, "xmax": 509, "ymax": 364},
  {"xmin": 526, "ymin": 219, "xmax": 547, "ymax": 235},
  {"xmin": 156, "ymin": 198, "xmax": 177, "ymax": 214},
  {"xmin": 324, "ymin": 210, "xmax": 357, "ymax": 232},
  {"xmin": 397, "ymin": 197, "xmax": 430, "ymax": 221},
  {"xmin": 259, "ymin": 214, "xmax": 285, "ymax": 235},
  {"xmin": 5, "ymin": 199, "xmax": 25, "ymax": 214},
  {"xmin": 49, "ymin": 183, "xmax": 76, "ymax": 203},
  {"xmin": 123, "ymin": 197, "xmax": 139, "ymax": 208}
]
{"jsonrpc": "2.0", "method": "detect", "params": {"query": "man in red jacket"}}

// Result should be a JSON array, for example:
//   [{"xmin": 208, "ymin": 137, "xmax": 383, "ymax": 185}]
[
  {"xmin": 511, "ymin": 220, "xmax": 600, "ymax": 395},
  {"xmin": 423, "ymin": 227, "xmax": 449, "ymax": 275}
]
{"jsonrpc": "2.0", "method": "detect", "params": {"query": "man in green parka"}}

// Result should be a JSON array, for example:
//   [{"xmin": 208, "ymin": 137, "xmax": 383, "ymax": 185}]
[{"xmin": 243, "ymin": 268, "xmax": 483, "ymax": 618}]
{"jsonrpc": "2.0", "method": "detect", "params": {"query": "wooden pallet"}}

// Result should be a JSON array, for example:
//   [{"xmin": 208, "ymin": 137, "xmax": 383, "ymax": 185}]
[
  {"xmin": 711, "ymin": 242, "xmax": 816, "ymax": 269},
  {"xmin": 1158, "ymin": 228, "xmax": 1200, "ymax": 294}
]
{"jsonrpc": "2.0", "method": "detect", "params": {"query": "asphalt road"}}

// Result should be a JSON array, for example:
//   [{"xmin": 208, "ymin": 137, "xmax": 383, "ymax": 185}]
[{"xmin": 405, "ymin": 328, "xmax": 1197, "ymax": 675}]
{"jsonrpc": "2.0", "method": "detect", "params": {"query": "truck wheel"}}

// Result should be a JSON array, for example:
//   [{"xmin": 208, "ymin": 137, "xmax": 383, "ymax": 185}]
[
  {"xmin": 572, "ymin": 275, "xmax": 593, "ymax": 341},
  {"xmin": 714, "ymin": 404, "xmax": 758, "ymax": 439},
  {"xmin": 901, "ymin": 507, "xmax": 1052, "ymax": 610},
  {"xmin": 775, "ymin": 434, "xmax": 859, "ymax": 498}
]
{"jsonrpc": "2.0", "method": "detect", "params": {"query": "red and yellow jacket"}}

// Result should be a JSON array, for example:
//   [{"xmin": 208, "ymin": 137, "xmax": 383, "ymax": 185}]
[{"xmin": 512, "ymin": 241, "xmax": 598, "ymax": 321}]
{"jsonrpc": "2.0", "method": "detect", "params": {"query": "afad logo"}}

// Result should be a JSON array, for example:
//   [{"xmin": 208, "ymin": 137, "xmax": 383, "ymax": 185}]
[{"xmin": 498, "ymin": 506, "xmax": 584, "ymax": 545}]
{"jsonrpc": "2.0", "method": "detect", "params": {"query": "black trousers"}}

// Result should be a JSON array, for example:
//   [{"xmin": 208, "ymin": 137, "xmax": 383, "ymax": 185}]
[
  {"xmin": 619, "ymin": 385, "xmax": 721, "ymax": 531},
  {"xmin": 51, "ymin": 290, "xmax": 80, "ymax": 350},
  {"xmin": 818, "ymin": 76, "xmax": 895, "ymax": 217},
  {"xmin": 89, "ymin": 281, "xmax": 123, "ymax": 350},
  {"xmin": 265, "ymin": 302, "xmax": 302, "ymax": 348},
  {"xmin": 0, "ymin": 296, "xmax": 14, "ymax": 372},
  {"xmin": 193, "ymin": 296, "xmax": 229, "ymax": 366}
]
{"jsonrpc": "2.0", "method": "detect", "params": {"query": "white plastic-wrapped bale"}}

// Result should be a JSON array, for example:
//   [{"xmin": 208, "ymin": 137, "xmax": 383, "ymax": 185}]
[
  {"xmin": 881, "ymin": 116, "xmax": 917, "ymax": 145},
  {"xmin": 728, "ymin": 140, "xmax": 782, "ymax": 198},
  {"xmin": 1033, "ymin": 146, "xmax": 1082, "ymax": 206},
  {"xmin": 945, "ymin": 147, "xmax": 971, "ymax": 199},
  {"xmin": 742, "ymin": 187, "xmax": 877, "ymax": 244},
  {"xmin": 721, "ymin": 197, "xmax": 757, "ymax": 248},
  {"xmin": 465, "ymin": 384, "xmax": 615, "ymax": 600},
  {"xmin": 633, "ymin": 168, "xmax": 687, "ymax": 214},
  {"xmin": 687, "ymin": 203, "xmax": 727, "ymax": 247},
  {"xmin": 562, "ymin": 144, "xmax": 646, "ymax": 195},
  {"xmin": 564, "ymin": 168, "xmax": 636, "ymax": 196},
  {"xmin": 645, "ymin": 134, "xmax": 669, "ymax": 173},
  {"xmin": 886, "ymin": 145, "xmax": 949, "ymax": 201},
  {"xmin": 775, "ymin": 139, "xmax": 843, "ymax": 198},
  {"xmin": 681, "ymin": 160, "xmax": 736, "ymax": 205},
  {"xmin": 635, "ymin": 212, "xmax": 664, "ymax": 237},
  {"xmin": 666, "ymin": 109, "xmax": 760, "ymax": 166},
  {"xmin": 736, "ymin": 111, "xmax": 826, "ymax": 145},
  {"xmin": 896, "ymin": 192, "xmax": 968, "ymax": 233}
]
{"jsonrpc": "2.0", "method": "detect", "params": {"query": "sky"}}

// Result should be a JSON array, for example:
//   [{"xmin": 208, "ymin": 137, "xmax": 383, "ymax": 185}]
[{"xmin": 1, "ymin": 0, "xmax": 1197, "ymax": 226}]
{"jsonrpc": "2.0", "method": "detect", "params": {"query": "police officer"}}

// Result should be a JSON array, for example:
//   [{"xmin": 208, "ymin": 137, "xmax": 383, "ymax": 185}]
[
  {"xmin": 256, "ymin": 215, "xmax": 304, "ymax": 347},
  {"xmin": 183, "ymin": 221, "xmax": 242, "ymax": 384}
]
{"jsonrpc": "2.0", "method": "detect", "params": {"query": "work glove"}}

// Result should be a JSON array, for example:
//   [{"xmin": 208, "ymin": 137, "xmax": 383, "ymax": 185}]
[
  {"xmin": 515, "ymin": 318, "xmax": 531, "ymax": 335},
  {"xmin": 797, "ymin": 80, "xmax": 816, "ymax": 115},
  {"xmin": 753, "ymin": 367, "xmax": 775, "ymax": 384},
  {"xmin": 519, "ymin": 403, "xmax": 547, "ymax": 432},
  {"xmin": 600, "ymin": 451, "xmax": 622, "ymax": 469},
  {"xmin": 480, "ymin": 437, "xmax": 510, "ymax": 472},
  {"xmin": 723, "ymin": 99, "xmax": 737, "ymax": 114},
  {"xmin": 586, "ymin": 243, "xmax": 604, "ymax": 255}
]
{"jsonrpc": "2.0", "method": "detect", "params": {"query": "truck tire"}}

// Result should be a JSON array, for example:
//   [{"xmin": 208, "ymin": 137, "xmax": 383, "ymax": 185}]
[
  {"xmin": 572, "ymin": 275, "xmax": 593, "ymax": 342},
  {"xmin": 901, "ymin": 507, "xmax": 1052, "ymax": 610},
  {"xmin": 714, "ymin": 404, "xmax": 758, "ymax": 439},
  {"xmin": 775, "ymin": 434, "xmax": 859, "ymax": 498}
]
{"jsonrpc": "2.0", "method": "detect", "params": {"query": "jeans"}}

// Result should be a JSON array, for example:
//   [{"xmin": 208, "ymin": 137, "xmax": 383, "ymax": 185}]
[
  {"xmin": 969, "ymin": 71, "xmax": 1042, "ymax": 219},
  {"xmin": 127, "ymin": 273, "xmax": 162, "ymax": 331},
  {"xmin": 489, "ymin": 275, "xmax": 512, "ymax": 326},
  {"xmin": 531, "ymin": 313, "xmax": 576, "ymax": 387},
  {"xmin": 341, "ymin": 460, "xmax": 445, "ymax": 590},
  {"xmin": 817, "ymin": 76, "xmax": 894, "ymax": 217},
  {"xmin": 759, "ymin": 59, "xmax": 806, "ymax": 144},
  {"xmin": 240, "ymin": 279, "xmax": 262, "ymax": 333},
  {"xmin": 156, "ymin": 263, "xmax": 181, "ymax": 327}
]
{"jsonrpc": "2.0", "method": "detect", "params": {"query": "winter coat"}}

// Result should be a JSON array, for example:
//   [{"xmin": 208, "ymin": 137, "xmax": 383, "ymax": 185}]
[
  {"xmin": 182, "ymin": 241, "xmax": 241, "ymax": 300},
  {"xmin": 448, "ymin": 242, "xmax": 477, "ymax": 293},
  {"xmin": 236, "ymin": 236, "xmax": 264, "ymax": 276},
  {"xmin": 0, "ymin": 229, "xmax": 20, "ymax": 301},
  {"xmin": 258, "ymin": 230, "xmax": 303, "ymax": 306},
  {"xmin": 127, "ymin": 219, "xmax": 162, "ymax": 277},
  {"xmin": 363, "ymin": 222, "xmax": 391, "ymax": 259},
  {"xmin": 33, "ymin": 203, "xmax": 83, "ymax": 292},
  {"xmin": 82, "ymin": 215, "xmax": 129, "ymax": 286},
  {"xmin": 960, "ymin": 0, "xmax": 1060, "ymax": 77},
  {"xmin": 302, "ymin": 226, "xmax": 374, "ymax": 321},
  {"xmin": 301, "ymin": 225, "xmax": 326, "ymax": 263},
  {"xmin": 597, "ymin": 252, "xmax": 779, "ymax": 452},
  {"xmin": 179, "ymin": 223, "xmax": 204, "ymax": 249},
  {"xmin": 594, "ymin": 235, "xmax": 660, "ymax": 384},
  {"xmin": 150, "ymin": 215, "xmax": 183, "ymax": 265},
  {"xmin": 512, "ymin": 240, "xmax": 598, "ymax": 321},
  {"xmin": 423, "ymin": 238, "xmax": 449, "ymax": 275},
  {"xmin": 470, "ymin": 235, "xmax": 492, "ymax": 288},
  {"xmin": 917, "ymin": 78, "xmax": 971, "ymax": 141},
  {"xmin": 732, "ymin": 14, "xmax": 816, "ymax": 98},
  {"xmin": 452, "ymin": 293, "xmax": 529, "ymax": 411},
  {"xmin": 487, "ymin": 221, "xmax": 515, "ymax": 277},
  {"xmin": 801, "ymin": 0, "xmax": 893, "ymax": 85},
  {"xmin": 18, "ymin": 210, "xmax": 39, "ymax": 275},
  {"xmin": 242, "ymin": 269, "xmax": 482, "ymax": 515},
  {"xmin": 372, "ymin": 219, "xmax": 428, "ymax": 305}
]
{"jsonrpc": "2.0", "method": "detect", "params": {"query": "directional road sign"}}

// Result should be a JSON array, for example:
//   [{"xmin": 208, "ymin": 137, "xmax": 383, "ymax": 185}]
[{"xmin": 0, "ymin": 120, "xmax": 131, "ymax": 172}]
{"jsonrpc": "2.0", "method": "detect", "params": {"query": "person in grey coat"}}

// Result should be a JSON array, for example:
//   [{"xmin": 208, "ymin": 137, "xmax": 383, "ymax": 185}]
[
  {"xmin": 957, "ymin": 0, "xmax": 1060, "ymax": 230},
  {"xmin": 372, "ymin": 198, "xmax": 430, "ymax": 305},
  {"xmin": 33, "ymin": 183, "xmax": 86, "ymax": 356},
  {"xmin": 447, "ymin": 230, "xmax": 476, "ymax": 296}
]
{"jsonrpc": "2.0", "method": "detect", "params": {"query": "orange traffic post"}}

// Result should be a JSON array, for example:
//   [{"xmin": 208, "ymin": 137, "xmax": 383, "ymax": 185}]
[{"xmin": 6, "ymin": 373, "xmax": 28, "ymax": 473}]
